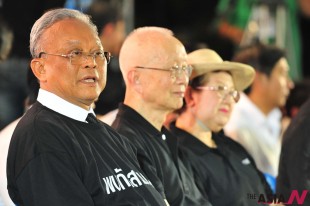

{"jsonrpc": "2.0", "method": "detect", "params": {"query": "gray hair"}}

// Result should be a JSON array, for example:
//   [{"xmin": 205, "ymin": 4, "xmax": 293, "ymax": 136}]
[{"xmin": 30, "ymin": 8, "xmax": 98, "ymax": 58}]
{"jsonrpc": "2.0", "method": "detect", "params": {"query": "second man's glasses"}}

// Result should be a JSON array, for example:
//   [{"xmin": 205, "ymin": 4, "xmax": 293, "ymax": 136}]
[{"xmin": 135, "ymin": 65, "xmax": 193, "ymax": 79}]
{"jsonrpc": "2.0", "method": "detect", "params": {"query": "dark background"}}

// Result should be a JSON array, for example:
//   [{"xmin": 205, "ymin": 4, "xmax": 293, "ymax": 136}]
[{"xmin": 0, "ymin": 0, "xmax": 309, "ymax": 76}]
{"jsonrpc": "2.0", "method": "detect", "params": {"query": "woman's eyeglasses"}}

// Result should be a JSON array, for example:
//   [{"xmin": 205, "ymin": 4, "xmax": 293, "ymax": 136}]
[{"xmin": 196, "ymin": 85, "xmax": 240, "ymax": 102}]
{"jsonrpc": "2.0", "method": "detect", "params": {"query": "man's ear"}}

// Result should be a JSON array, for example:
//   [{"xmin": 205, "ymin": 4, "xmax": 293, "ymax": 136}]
[
  {"xmin": 30, "ymin": 58, "xmax": 46, "ymax": 82},
  {"xmin": 128, "ymin": 69, "xmax": 140, "ymax": 85},
  {"xmin": 127, "ymin": 69, "xmax": 143, "ymax": 93}
]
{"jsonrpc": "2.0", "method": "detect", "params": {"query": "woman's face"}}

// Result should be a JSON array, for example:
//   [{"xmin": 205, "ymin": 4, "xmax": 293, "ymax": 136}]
[{"xmin": 191, "ymin": 71, "xmax": 237, "ymax": 132}]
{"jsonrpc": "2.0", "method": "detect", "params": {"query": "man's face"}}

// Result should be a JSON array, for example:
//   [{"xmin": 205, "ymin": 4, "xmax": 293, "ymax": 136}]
[
  {"xmin": 137, "ymin": 40, "xmax": 189, "ymax": 112},
  {"xmin": 38, "ymin": 19, "xmax": 107, "ymax": 109},
  {"xmin": 266, "ymin": 57, "xmax": 293, "ymax": 108}
]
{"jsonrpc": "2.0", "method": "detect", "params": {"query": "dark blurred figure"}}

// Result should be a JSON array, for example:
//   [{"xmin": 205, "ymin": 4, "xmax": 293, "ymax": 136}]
[
  {"xmin": 284, "ymin": 78, "xmax": 310, "ymax": 119},
  {"xmin": 134, "ymin": 0, "xmax": 220, "ymax": 56},
  {"xmin": 298, "ymin": 0, "xmax": 310, "ymax": 78},
  {"xmin": 85, "ymin": 0, "xmax": 126, "ymax": 115},
  {"xmin": 0, "ymin": 14, "xmax": 25, "ymax": 131},
  {"xmin": 277, "ymin": 98, "xmax": 310, "ymax": 204},
  {"xmin": 0, "ymin": 13, "xmax": 14, "ymax": 206},
  {"xmin": 0, "ymin": 0, "xmax": 65, "ymax": 130},
  {"xmin": 0, "ymin": 67, "xmax": 39, "ymax": 206},
  {"xmin": 0, "ymin": 16, "xmax": 28, "ymax": 130},
  {"xmin": 1, "ymin": 0, "xmax": 65, "ymax": 58},
  {"xmin": 0, "ymin": 15, "xmax": 12, "ymax": 61},
  {"xmin": 281, "ymin": 78, "xmax": 310, "ymax": 136}
]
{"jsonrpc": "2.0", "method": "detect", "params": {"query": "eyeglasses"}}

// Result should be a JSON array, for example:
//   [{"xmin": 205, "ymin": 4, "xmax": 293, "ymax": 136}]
[
  {"xmin": 39, "ymin": 50, "xmax": 112, "ymax": 65},
  {"xmin": 135, "ymin": 65, "xmax": 193, "ymax": 79},
  {"xmin": 196, "ymin": 85, "xmax": 240, "ymax": 103}
]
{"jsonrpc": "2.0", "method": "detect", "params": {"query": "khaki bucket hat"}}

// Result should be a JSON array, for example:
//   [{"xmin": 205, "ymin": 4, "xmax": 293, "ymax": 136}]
[{"xmin": 188, "ymin": 49, "xmax": 255, "ymax": 91}]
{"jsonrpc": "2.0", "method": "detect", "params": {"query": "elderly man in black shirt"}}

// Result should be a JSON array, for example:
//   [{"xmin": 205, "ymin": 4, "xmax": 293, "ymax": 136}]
[
  {"xmin": 112, "ymin": 26, "xmax": 212, "ymax": 206},
  {"xmin": 6, "ymin": 8, "xmax": 166, "ymax": 206}
]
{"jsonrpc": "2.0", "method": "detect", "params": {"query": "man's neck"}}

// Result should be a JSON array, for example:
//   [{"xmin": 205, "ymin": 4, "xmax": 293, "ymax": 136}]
[
  {"xmin": 124, "ymin": 100, "xmax": 167, "ymax": 131},
  {"xmin": 248, "ymin": 92, "xmax": 274, "ymax": 116}
]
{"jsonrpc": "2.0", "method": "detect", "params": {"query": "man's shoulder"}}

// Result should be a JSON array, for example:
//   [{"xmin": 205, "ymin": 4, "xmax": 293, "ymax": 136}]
[
  {"xmin": 113, "ymin": 115, "xmax": 141, "ymax": 136},
  {"xmin": 15, "ymin": 103, "xmax": 69, "ymax": 135},
  {"xmin": 112, "ymin": 109, "xmax": 148, "ymax": 140},
  {"xmin": 101, "ymin": 123, "xmax": 137, "ymax": 147}
]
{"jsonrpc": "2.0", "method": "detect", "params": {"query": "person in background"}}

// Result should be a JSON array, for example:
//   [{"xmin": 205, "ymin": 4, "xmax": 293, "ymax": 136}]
[
  {"xmin": 6, "ymin": 8, "xmax": 166, "ymax": 206},
  {"xmin": 112, "ymin": 26, "xmax": 212, "ymax": 205},
  {"xmin": 0, "ymin": 13, "xmax": 14, "ymax": 206},
  {"xmin": 0, "ymin": 67, "xmax": 39, "ymax": 206},
  {"xmin": 0, "ymin": 0, "xmax": 65, "ymax": 130},
  {"xmin": 281, "ymin": 78, "xmax": 310, "ymax": 134},
  {"xmin": 0, "ymin": 14, "xmax": 19, "ymax": 131},
  {"xmin": 224, "ymin": 43, "xmax": 294, "ymax": 192},
  {"xmin": 85, "ymin": 0, "xmax": 126, "ymax": 116},
  {"xmin": 213, "ymin": 0, "xmax": 301, "ymax": 80},
  {"xmin": 0, "ymin": 15, "xmax": 13, "ymax": 62},
  {"xmin": 276, "ymin": 97, "xmax": 310, "ymax": 204},
  {"xmin": 170, "ymin": 48, "xmax": 273, "ymax": 205}
]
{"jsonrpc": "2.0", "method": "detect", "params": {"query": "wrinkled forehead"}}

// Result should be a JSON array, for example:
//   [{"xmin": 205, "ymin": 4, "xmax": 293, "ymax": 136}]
[
  {"xmin": 43, "ymin": 19, "xmax": 102, "ymax": 49},
  {"xmin": 147, "ymin": 37, "xmax": 187, "ymax": 66}
]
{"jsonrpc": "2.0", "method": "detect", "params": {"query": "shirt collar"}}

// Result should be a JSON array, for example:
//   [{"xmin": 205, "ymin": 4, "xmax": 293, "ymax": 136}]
[
  {"xmin": 237, "ymin": 93, "xmax": 282, "ymax": 124},
  {"xmin": 236, "ymin": 93, "xmax": 282, "ymax": 137},
  {"xmin": 118, "ymin": 103, "xmax": 162, "ymax": 136},
  {"xmin": 37, "ymin": 89, "xmax": 95, "ymax": 122},
  {"xmin": 169, "ymin": 122, "xmax": 211, "ymax": 155}
]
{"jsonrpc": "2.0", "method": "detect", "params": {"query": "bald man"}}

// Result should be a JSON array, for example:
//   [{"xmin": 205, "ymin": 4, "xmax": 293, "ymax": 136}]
[{"xmin": 112, "ymin": 27, "xmax": 211, "ymax": 206}]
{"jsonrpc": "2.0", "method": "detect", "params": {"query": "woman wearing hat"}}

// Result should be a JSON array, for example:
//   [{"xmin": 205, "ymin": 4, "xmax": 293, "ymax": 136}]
[{"xmin": 169, "ymin": 49, "xmax": 274, "ymax": 205}]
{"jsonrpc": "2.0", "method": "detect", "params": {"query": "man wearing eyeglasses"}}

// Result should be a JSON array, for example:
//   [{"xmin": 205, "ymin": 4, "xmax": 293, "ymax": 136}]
[
  {"xmin": 111, "ymin": 27, "xmax": 212, "ymax": 206},
  {"xmin": 6, "ymin": 8, "xmax": 167, "ymax": 206}
]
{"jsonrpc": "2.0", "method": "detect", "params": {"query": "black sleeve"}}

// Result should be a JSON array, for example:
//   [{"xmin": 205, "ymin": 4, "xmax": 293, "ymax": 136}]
[
  {"xmin": 276, "ymin": 144, "xmax": 291, "ymax": 198},
  {"xmin": 16, "ymin": 152, "xmax": 94, "ymax": 206},
  {"xmin": 277, "ymin": 118, "xmax": 310, "ymax": 202}
]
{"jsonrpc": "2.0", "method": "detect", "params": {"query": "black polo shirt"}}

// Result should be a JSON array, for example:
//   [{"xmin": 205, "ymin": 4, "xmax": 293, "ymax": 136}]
[
  {"xmin": 7, "ymin": 102, "xmax": 166, "ymax": 206},
  {"xmin": 170, "ymin": 122, "xmax": 272, "ymax": 206},
  {"xmin": 112, "ymin": 104, "xmax": 212, "ymax": 206}
]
